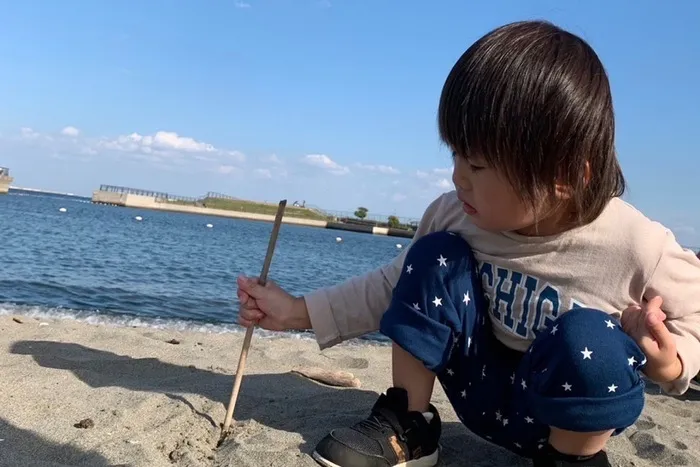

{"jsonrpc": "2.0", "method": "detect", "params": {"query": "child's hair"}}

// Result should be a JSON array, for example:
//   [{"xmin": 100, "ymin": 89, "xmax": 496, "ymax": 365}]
[{"xmin": 438, "ymin": 20, "xmax": 625, "ymax": 226}]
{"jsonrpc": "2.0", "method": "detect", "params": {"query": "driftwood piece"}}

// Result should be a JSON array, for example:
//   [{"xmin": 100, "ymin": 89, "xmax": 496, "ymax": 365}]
[{"xmin": 291, "ymin": 367, "xmax": 361, "ymax": 388}]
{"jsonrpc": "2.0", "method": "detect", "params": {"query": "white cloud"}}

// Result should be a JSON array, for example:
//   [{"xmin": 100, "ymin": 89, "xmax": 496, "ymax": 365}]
[
  {"xmin": 266, "ymin": 154, "xmax": 283, "ymax": 164},
  {"xmin": 303, "ymin": 154, "xmax": 349, "ymax": 175},
  {"xmin": 20, "ymin": 127, "xmax": 41, "ymax": 139},
  {"xmin": 435, "ymin": 178, "xmax": 452, "ymax": 190},
  {"xmin": 415, "ymin": 170, "xmax": 429, "ymax": 178},
  {"xmin": 101, "ymin": 131, "xmax": 216, "ymax": 154},
  {"xmin": 226, "ymin": 151, "xmax": 246, "ymax": 163},
  {"xmin": 355, "ymin": 163, "xmax": 400, "ymax": 175},
  {"xmin": 61, "ymin": 126, "xmax": 80, "ymax": 137},
  {"xmin": 9, "ymin": 126, "xmax": 247, "ymax": 173},
  {"xmin": 234, "ymin": 1, "xmax": 251, "ymax": 8},
  {"xmin": 254, "ymin": 168, "xmax": 272, "ymax": 179},
  {"xmin": 217, "ymin": 165, "xmax": 237, "ymax": 175}
]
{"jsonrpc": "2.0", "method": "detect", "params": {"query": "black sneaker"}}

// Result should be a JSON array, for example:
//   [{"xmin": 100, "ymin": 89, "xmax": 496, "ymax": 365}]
[
  {"xmin": 533, "ymin": 444, "xmax": 612, "ymax": 467},
  {"xmin": 312, "ymin": 387, "xmax": 441, "ymax": 467}
]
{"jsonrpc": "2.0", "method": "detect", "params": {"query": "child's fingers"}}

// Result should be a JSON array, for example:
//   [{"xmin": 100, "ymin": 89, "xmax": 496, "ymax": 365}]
[
  {"xmin": 238, "ymin": 317, "xmax": 257, "ymax": 328},
  {"xmin": 620, "ymin": 305, "xmax": 642, "ymax": 334},
  {"xmin": 646, "ymin": 295, "xmax": 664, "ymax": 310},
  {"xmin": 646, "ymin": 309, "xmax": 675, "ymax": 352},
  {"xmin": 237, "ymin": 289, "xmax": 250, "ymax": 305},
  {"xmin": 239, "ymin": 307, "xmax": 264, "ymax": 323}
]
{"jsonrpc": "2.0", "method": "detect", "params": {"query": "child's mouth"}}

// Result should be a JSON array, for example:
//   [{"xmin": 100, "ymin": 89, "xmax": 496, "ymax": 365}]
[{"xmin": 462, "ymin": 201, "xmax": 477, "ymax": 215}]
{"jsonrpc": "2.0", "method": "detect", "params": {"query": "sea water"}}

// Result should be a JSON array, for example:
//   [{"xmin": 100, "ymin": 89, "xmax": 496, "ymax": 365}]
[{"xmin": 0, "ymin": 192, "xmax": 407, "ymax": 341}]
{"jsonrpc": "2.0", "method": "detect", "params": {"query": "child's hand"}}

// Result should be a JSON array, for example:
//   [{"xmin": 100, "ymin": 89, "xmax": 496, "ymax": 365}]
[
  {"xmin": 236, "ymin": 275, "xmax": 311, "ymax": 331},
  {"xmin": 621, "ymin": 296, "xmax": 683, "ymax": 383}
]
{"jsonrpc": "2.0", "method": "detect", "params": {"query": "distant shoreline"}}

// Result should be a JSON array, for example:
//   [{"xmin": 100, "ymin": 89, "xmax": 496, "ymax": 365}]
[{"xmin": 91, "ymin": 188, "xmax": 415, "ymax": 239}]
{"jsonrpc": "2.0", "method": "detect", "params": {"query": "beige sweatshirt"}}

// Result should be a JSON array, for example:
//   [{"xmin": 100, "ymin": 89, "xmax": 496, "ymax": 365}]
[{"xmin": 304, "ymin": 191, "xmax": 700, "ymax": 395}]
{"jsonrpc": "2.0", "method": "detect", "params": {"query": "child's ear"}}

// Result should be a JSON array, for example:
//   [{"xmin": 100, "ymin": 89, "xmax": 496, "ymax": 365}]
[
  {"xmin": 554, "ymin": 182, "xmax": 573, "ymax": 200},
  {"xmin": 555, "ymin": 160, "xmax": 591, "ymax": 199},
  {"xmin": 582, "ymin": 160, "xmax": 592, "ymax": 185}
]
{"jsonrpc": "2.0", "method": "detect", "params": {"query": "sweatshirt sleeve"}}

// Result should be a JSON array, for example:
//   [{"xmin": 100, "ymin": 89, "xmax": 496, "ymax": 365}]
[
  {"xmin": 303, "ymin": 194, "xmax": 447, "ymax": 349},
  {"xmin": 643, "ymin": 229, "xmax": 700, "ymax": 395}
]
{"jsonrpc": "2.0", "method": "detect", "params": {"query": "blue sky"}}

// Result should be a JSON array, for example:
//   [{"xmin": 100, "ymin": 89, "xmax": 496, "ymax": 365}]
[{"xmin": 0, "ymin": 0, "xmax": 698, "ymax": 245}]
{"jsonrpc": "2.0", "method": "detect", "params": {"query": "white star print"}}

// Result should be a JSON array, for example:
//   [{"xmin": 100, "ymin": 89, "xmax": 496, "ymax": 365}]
[
  {"xmin": 551, "ymin": 324, "xmax": 559, "ymax": 335},
  {"xmin": 521, "ymin": 379, "xmax": 527, "ymax": 390},
  {"xmin": 502, "ymin": 418, "xmax": 509, "ymax": 427},
  {"xmin": 467, "ymin": 336, "xmax": 472, "ymax": 348},
  {"xmin": 463, "ymin": 292, "xmax": 470, "ymax": 306},
  {"xmin": 460, "ymin": 390, "xmax": 466, "ymax": 398},
  {"xmin": 562, "ymin": 382, "xmax": 573, "ymax": 391},
  {"xmin": 432, "ymin": 296, "xmax": 443, "ymax": 307},
  {"xmin": 405, "ymin": 264, "xmax": 413, "ymax": 274},
  {"xmin": 628, "ymin": 356, "xmax": 637, "ymax": 366},
  {"xmin": 525, "ymin": 416, "xmax": 534, "ymax": 424},
  {"xmin": 510, "ymin": 373, "xmax": 515, "ymax": 384},
  {"xmin": 605, "ymin": 319, "xmax": 616, "ymax": 329},
  {"xmin": 446, "ymin": 368, "xmax": 454, "ymax": 376},
  {"xmin": 641, "ymin": 357, "xmax": 647, "ymax": 365},
  {"xmin": 608, "ymin": 384, "xmax": 618, "ymax": 393},
  {"xmin": 437, "ymin": 254, "xmax": 448, "ymax": 267},
  {"xmin": 581, "ymin": 347, "xmax": 593, "ymax": 360},
  {"xmin": 495, "ymin": 410, "xmax": 502, "ymax": 421},
  {"xmin": 412, "ymin": 303, "xmax": 421, "ymax": 311},
  {"xmin": 481, "ymin": 365, "xmax": 486, "ymax": 379},
  {"xmin": 514, "ymin": 443, "xmax": 522, "ymax": 449},
  {"xmin": 538, "ymin": 444, "xmax": 544, "ymax": 450}
]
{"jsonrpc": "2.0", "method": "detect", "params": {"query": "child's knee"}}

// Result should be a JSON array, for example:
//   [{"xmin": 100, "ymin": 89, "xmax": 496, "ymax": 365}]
[
  {"xmin": 526, "ymin": 308, "xmax": 646, "ymax": 432},
  {"xmin": 403, "ymin": 231, "xmax": 476, "ymax": 271}
]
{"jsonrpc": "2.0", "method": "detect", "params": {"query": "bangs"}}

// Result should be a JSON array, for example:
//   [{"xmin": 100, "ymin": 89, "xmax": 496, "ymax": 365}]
[{"xmin": 437, "ymin": 52, "xmax": 508, "ymax": 168}]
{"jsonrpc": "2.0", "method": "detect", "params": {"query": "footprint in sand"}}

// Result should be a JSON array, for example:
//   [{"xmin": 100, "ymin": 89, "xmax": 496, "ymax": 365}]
[
  {"xmin": 634, "ymin": 418, "xmax": 657, "ymax": 431},
  {"xmin": 647, "ymin": 398, "xmax": 693, "ymax": 419},
  {"xmin": 332, "ymin": 356, "xmax": 369, "ymax": 370},
  {"xmin": 628, "ymin": 431, "xmax": 693, "ymax": 465},
  {"xmin": 674, "ymin": 441, "xmax": 688, "ymax": 450}
]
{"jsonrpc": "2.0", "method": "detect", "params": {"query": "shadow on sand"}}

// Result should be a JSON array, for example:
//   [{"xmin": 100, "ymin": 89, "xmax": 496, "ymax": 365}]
[
  {"xmin": 10, "ymin": 340, "xmax": 529, "ymax": 466},
  {"xmin": 0, "ymin": 417, "xmax": 115, "ymax": 467}
]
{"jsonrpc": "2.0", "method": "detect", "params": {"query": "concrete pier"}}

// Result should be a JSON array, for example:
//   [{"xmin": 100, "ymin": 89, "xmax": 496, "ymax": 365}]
[
  {"xmin": 92, "ymin": 189, "xmax": 415, "ymax": 238},
  {"xmin": 0, "ymin": 168, "xmax": 13, "ymax": 194}
]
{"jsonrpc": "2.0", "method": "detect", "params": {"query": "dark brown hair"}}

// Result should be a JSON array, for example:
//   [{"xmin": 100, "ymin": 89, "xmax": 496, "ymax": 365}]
[{"xmin": 438, "ymin": 20, "xmax": 625, "ymax": 226}]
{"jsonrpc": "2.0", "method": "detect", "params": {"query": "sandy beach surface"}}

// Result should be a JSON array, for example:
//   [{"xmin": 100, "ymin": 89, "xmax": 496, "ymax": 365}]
[{"xmin": 1, "ymin": 315, "xmax": 699, "ymax": 467}]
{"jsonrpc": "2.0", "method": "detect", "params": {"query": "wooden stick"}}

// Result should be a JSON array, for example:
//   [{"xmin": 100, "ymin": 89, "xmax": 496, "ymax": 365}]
[{"xmin": 219, "ymin": 199, "xmax": 287, "ymax": 441}]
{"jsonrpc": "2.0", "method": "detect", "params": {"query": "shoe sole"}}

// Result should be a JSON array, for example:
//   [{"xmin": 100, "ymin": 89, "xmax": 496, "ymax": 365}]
[{"xmin": 312, "ymin": 449, "xmax": 439, "ymax": 467}]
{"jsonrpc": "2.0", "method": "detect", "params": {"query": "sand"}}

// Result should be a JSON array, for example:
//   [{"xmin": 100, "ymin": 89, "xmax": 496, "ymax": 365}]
[{"xmin": 0, "ymin": 315, "xmax": 698, "ymax": 467}]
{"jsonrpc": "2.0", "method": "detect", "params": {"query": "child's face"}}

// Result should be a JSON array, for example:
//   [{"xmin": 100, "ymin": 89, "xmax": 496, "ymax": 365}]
[{"xmin": 451, "ymin": 155, "xmax": 547, "ymax": 235}]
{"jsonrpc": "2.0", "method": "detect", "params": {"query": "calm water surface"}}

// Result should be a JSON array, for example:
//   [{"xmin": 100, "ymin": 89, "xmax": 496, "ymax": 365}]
[{"xmin": 0, "ymin": 192, "xmax": 407, "ymax": 340}]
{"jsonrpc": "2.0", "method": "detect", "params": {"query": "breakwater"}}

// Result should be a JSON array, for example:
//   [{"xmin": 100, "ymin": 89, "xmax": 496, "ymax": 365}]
[
  {"xmin": 92, "ymin": 189, "xmax": 415, "ymax": 239},
  {"xmin": 0, "ymin": 167, "xmax": 13, "ymax": 194}
]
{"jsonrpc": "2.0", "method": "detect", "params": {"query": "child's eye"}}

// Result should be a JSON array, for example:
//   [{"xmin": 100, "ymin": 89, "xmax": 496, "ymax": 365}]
[{"xmin": 470, "ymin": 164, "xmax": 485, "ymax": 172}]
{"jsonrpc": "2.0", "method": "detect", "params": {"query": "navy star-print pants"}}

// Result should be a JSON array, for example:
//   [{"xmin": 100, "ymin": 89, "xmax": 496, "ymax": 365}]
[{"xmin": 379, "ymin": 231, "xmax": 647, "ymax": 458}]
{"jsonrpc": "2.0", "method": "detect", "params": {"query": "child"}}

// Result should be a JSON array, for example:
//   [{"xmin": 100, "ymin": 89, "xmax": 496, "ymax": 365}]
[{"xmin": 237, "ymin": 20, "xmax": 700, "ymax": 467}]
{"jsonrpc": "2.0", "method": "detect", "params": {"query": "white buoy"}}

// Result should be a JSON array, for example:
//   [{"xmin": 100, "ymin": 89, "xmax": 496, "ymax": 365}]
[
  {"xmin": 135, "ymin": 216, "xmax": 143, "ymax": 221},
  {"xmin": 59, "ymin": 207, "xmax": 67, "ymax": 213},
  {"xmin": 335, "ymin": 237, "xmax": 343, "ymax": 243},
  {"xmin": 396, "ymin": 244, "xmax": 403, "ymax": 249},
  {"xmin": 206, "ymin": 223, "xmax": 214, "ymax": 228}
]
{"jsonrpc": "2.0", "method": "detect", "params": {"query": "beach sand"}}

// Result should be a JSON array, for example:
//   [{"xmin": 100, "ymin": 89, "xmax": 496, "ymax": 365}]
[{"xmin": 0, "ymin": 315, "xmax": 698, "ymax": 467}]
